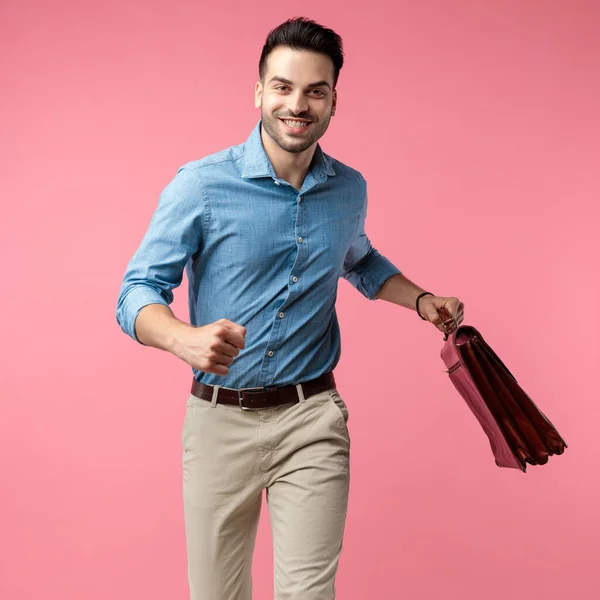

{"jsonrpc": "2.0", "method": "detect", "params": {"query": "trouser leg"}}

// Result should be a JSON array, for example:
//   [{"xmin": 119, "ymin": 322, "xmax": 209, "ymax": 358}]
[
  {"xmin": 182, "ymin": 391, "xmax": 264, "ymax": 600},
  {"xmin": 266, "ymin": 388, "xmax": 351, "ymax": 600}
]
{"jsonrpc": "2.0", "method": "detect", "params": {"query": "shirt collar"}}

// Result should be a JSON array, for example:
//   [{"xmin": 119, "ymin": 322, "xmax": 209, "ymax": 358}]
[{"xmin": 241, "ymin": 118, "xmax": 336, "ymax": 182}]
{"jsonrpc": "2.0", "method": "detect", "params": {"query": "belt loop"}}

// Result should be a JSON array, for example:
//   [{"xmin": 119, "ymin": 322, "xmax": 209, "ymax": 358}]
[
  {"xmin": 295, "ymin": 383, "xmax": 306, "ymax": 404},
  {"xmin": 211, "ymin": 385, "xmax": 222, "ymax": 407}
]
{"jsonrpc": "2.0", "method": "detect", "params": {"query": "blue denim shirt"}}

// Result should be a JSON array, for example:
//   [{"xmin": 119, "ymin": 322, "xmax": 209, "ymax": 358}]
[{"xmin": 116, "ymin": 119, "xmax": 402, "ymax": 388}]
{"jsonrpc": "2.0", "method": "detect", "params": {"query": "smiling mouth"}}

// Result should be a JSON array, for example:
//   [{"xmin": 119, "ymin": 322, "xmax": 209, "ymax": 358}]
[{"xmin": 279, "ymin": 118, "xmax": 312, "ymax": 131}]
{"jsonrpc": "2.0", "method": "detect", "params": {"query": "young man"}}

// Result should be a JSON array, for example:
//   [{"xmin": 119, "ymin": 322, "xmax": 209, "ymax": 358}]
[{"xmin": 116, "ymin": 16, "xmax": 463, "ymax": 600}]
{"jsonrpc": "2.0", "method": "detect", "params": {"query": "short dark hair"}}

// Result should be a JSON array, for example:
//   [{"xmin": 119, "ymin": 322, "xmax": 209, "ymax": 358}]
[{"xmin": 258, "ymin": 17, "xmax": 344, "ymax": 89}]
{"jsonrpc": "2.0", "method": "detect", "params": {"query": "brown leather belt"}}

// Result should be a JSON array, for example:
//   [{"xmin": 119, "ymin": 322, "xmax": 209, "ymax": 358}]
[{"xmin": 190, "ymin": 371, "xmax": 336, "ymax": 410}]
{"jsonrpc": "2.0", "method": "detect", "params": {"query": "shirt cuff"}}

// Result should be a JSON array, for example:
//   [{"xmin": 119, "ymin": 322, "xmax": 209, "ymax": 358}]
[
  {"xmin": 342, "ymin": 248, "xmax": 402, "ymax": 300},
  {"xmin": 116, "ymin": 285, "xmax": 170, "ymax": 344}
]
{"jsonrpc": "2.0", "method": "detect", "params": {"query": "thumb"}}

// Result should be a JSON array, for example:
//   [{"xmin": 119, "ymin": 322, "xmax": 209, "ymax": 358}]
[
  {"xmin": 424, "ymin": 305, "xmax": 443, "ymax": 326},
  {"xmin": 418, "ymin": 298, "xmax": 441, "ymax": 325}
]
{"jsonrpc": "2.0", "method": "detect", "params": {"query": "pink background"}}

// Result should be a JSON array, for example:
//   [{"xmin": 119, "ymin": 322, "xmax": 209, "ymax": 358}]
[{"xmin": 2, "ymin": 1, "xmax": 598, "ymax": 598}]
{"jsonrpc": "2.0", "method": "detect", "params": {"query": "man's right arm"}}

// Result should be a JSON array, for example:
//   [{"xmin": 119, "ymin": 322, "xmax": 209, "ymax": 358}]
[
  {"xmin": 115, "ymin": 165, "xmax": 206, "ymax": 346},
  {"xmin": 116, "ymin": 164, "xmax": 247, "ymax": 375}
]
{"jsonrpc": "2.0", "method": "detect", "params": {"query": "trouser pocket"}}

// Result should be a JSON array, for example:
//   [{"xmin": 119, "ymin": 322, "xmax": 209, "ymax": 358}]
[{"xmin": 326, "ymin": 389, "xmax": 349, "ymax": 427}]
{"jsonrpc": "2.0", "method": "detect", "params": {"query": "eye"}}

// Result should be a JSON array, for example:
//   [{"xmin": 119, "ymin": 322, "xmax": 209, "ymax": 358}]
[{"xmin": 274, "ymin": 85, "xmax": 325, "ymax": 97}]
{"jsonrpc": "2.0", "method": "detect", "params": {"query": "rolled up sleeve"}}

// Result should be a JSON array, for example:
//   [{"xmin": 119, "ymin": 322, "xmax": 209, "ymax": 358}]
[
  {"xmin": 116, "ymin": 165, "xmax": 207, "ymax": 343},
  {"xmin": 340, "ymin": 178, "xmax": 402, "ymax": 300}
]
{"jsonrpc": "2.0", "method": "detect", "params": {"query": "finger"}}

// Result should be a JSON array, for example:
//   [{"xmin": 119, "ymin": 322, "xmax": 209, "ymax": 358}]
[
  {"xmin": 220, "ymin": 325, "xmax": 246, "ymax": 349},
  {"xmin": 445, "ymin": 302, "xmax": 463, "ymax": 322},
  {"xmin": 223, "ymin": 329, "xmax": 245, "ymax": 349},
  {"xmin": 210, "ymin": 364, "xmax": 229, "ymax": 376},
  {"xmin": 215, "ymin": 353, "xmax": 235, "ymax": 367},
  {"xmin": 219, "ymin": 318, "xmax": 247, "ymax": 337},
  {"xmin": 221, "ymin": 341, "xmax": 241, "ymax": 358}
]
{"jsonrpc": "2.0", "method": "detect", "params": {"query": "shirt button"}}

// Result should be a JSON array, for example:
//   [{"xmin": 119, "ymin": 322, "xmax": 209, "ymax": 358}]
[
  {"xmin": 279, "ymin": 312, "xmax": 285, "ymax": 318},
  {"xmin": 274, "ymin": 180, "xmax": 281, "ymax": 185},
  {"xmin": 298, "ymin": 196, "xmax": 302, "ymax": 202},
  {"xmin": 298, "ymin": 237, "xmax": 303, "ymax": 243},
  {"xmin": 292, "ymin": 276, "xmax": 298, "ymax": 283},
  {"xmin": 268, "ymin": 350, "xmax": 274, "ymax": 357}
]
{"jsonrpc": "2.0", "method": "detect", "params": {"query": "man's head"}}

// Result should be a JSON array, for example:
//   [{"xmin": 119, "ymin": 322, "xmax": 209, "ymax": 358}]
[{"xmin": 255, "ymin": 17, "xmax": 344, "ymax": 154}]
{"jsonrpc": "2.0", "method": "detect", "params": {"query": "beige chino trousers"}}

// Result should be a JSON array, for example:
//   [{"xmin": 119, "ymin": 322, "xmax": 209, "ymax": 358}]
[{"xmin": 181, "ymin": 382, "xmax": 351, "ymax": 600}]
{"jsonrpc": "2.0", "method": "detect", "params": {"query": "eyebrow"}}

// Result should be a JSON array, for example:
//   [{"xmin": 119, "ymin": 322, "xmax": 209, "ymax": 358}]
[{"xmin": 268, "ymin": 76, "xmax": 331, "ymax": 89}]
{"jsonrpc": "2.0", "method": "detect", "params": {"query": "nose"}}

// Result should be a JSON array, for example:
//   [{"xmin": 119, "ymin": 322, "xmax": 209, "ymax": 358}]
[{"xmin": 287, "ymin": 90, "xmax": 309, "ymax": 116}]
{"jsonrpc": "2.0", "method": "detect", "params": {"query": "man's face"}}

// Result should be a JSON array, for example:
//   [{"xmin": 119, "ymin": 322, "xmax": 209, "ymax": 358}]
[{"xmin": 255, "ymin": 46, "xmax": 337, "ymax": 154}]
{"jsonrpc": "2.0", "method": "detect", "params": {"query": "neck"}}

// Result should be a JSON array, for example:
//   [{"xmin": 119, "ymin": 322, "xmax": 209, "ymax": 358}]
[{"xmin": 260, "ymin": 123, "xmax": 317, "ymax": 188}]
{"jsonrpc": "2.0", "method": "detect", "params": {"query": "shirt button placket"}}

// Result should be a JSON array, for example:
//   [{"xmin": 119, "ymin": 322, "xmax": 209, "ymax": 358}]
[{"xmin": 290, "ymin": 195, "xmax": 303, "ymax": 292}]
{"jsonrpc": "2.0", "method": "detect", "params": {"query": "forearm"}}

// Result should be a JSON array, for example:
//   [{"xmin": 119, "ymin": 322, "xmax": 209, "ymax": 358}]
[
  {"xmin": 134, "ymin": 303, "xmax": 192, "ymax": 352},
  {"xmin": 375, "ymin": 273, "xmax": 428, "ymax": 311}
]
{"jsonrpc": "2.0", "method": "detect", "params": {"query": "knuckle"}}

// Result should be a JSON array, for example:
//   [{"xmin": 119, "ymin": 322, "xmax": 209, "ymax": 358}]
[{"xmin": 209, "ymin": 340, "xmax": 222, "ymax": 351}]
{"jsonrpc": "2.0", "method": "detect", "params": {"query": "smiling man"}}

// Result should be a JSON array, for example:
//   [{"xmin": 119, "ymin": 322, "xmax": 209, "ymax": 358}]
[{"xmin": 116, "ymin": 16, "xmax": 463, "ymax": 600}]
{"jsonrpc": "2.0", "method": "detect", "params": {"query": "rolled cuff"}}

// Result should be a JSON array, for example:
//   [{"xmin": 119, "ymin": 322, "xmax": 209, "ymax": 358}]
[
  {"xmin": 116, "ymin": 285, "xmax": 170, "ymax": 344},
  {"xmin": 342, "ymin": 248, "xmax": 402, "ymax": 300}
]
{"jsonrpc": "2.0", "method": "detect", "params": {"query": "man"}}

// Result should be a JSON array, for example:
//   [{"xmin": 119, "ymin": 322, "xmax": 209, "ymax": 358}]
[{"xmin": 116, "ymin": 16, "xmax": 464, "ymax": 600}]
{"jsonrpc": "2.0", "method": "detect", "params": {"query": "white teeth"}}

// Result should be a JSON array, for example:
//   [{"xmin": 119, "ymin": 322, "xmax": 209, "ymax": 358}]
[{"xmin": 282, "ymin": 119, "xmax": 309, "ymax": 128}]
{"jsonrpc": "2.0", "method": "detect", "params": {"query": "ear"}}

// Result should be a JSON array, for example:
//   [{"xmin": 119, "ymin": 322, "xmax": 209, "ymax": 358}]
[{"xmin": 254, "ymin": 81, "xmax": 263, "ymax": 109}]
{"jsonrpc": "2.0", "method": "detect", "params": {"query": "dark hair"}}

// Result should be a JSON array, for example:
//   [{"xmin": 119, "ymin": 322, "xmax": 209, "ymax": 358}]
[{"xmin": 258, "ymin": 17, "xmax": 344, "ymax": 89}]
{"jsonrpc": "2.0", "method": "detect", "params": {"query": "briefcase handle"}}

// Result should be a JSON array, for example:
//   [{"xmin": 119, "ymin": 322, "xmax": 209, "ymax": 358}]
[{"xmin": 437, "ymin": 306, "xmax": 457, "ymax": 341}]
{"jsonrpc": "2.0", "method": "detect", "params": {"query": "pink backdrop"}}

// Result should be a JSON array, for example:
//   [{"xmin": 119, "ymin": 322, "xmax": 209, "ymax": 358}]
[{"xmin": 2, "ymin": 1, "xmax": 598, "ymax": 598}]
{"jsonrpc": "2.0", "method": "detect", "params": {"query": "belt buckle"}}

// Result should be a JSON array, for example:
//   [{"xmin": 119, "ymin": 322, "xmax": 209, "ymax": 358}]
[{"xmin": 238, "ymin": 387, "xmax": 265, "ymax": 410}]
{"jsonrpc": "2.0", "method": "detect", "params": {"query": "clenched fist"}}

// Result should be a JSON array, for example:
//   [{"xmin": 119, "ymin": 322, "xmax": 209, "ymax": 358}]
[{"xmin": 173, "ymin": 318, "xmax": 246, "ymax": 376}]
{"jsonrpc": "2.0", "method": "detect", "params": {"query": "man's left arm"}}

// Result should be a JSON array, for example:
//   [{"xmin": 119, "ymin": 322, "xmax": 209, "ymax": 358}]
[
  {"xmin": 376, "ymin": 273, "xmax": 464, "ymax": 334},
  {"xmin": 341, "ymin": 178, "xmax": 464, "ymax": 334}
]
